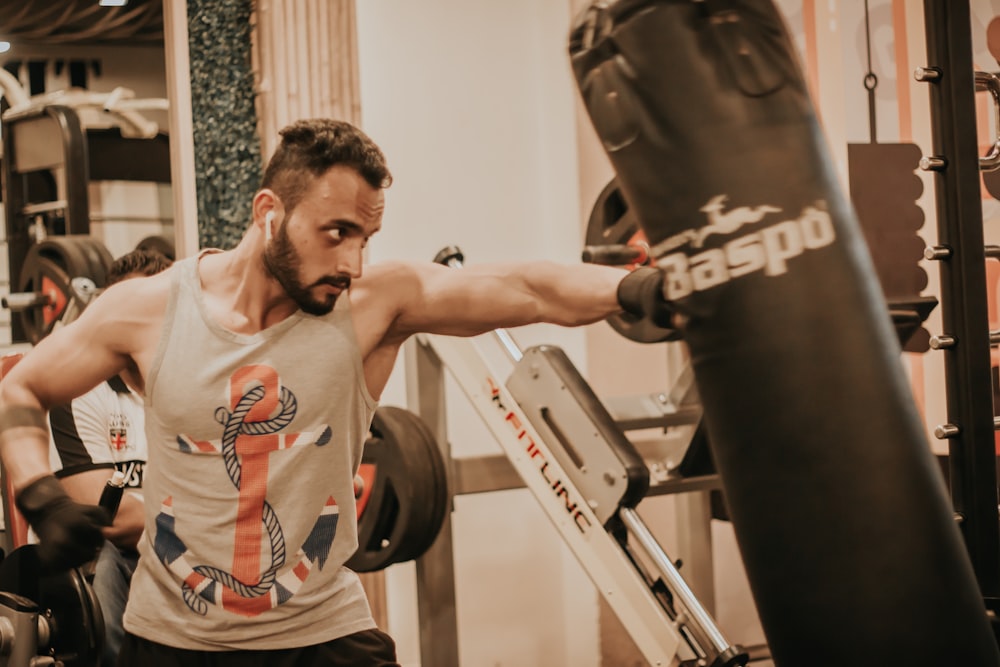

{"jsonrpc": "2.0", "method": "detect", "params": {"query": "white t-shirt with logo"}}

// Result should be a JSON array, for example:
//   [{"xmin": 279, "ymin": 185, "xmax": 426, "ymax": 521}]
[{"xmin": 48, "ymin": 375, "xmax": 147, "ymax": 496}]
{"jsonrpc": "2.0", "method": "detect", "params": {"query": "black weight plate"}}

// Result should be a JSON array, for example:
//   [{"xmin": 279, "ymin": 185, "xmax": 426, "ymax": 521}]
[
  {"xmin": 389, "ymin": 410, "xmax": 438, "ymax": 564},
  {"xmin": 39, "ymin": 562, "xmax": 105, "ymax": 666},
  {"xmin": 585, "ymin": 179, "xmax": 647, "ymax": 253},
  {"xmin": 585, "ymin": 180, "xmax": 679, "ymax": 344},
  {"xmin": 18, "ymin": 256, "xmax": 79, "ymax": 345},
  {"xmin": 346, "ymin": 407, "xmax": 451, "ymax": 571},
  {"xmin": 371, "ymin": 407, "xmax": 424, "ymax": 567},
  {"xmin": 74, "ymin": 237, "xmax": 115, "ymax": 287},
  {"xmin": 17, "ymin": 237, "xmax": 112, "ymax": 343},
  {"xmin": 35, "ymin": 237, "xmax": 95, "ymax": 281},
  {"xmin": 372, "ymin": 406, "xmax": 447, "ymax": 567},
  {"xmin": 347, "ymin": 409, "xmax": 417, "ymax": 572},
  {"xmin": 387, "ymin": 408, "xmax": 450, "ymax": 564},
  {"xmin": 0, "ymin": 545, "xmax": 104, "ymax": 666}
]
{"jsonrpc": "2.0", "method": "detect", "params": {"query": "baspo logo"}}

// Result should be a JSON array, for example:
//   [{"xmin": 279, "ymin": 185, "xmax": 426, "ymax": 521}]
[{"xmin": 649, "ymin": 195, "xmax": 837, "ymax": 300}]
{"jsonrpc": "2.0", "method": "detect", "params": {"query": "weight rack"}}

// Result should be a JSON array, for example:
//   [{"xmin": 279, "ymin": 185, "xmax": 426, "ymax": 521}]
[
  {"xmin": 1, "ymin": 98, "xmax": 171, "ymax": 343},
  {"xmin": 919, "ymin": 0, "xmax": 1000, "ymax": 615}
]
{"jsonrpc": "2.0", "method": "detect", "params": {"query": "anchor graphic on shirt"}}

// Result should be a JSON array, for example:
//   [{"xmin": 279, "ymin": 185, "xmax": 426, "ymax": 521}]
[{"xmin": 153, "ymin": 365, "xmax": 337, "ymax": 617}]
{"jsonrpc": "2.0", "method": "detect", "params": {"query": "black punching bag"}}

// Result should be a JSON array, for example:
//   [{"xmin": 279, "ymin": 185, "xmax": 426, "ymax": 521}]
[{"xmin": 569, "ymin": 2, "xmax": 1000, "ymax": 666}]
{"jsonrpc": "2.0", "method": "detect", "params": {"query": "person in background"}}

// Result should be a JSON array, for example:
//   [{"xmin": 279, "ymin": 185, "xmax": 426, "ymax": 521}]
[{"xmin": 47, "ymin": 248, "xmax": 173, "ymax": 667}]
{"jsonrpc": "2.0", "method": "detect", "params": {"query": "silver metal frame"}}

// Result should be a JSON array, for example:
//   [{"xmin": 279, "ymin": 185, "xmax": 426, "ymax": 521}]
[{"xmin": 404, "ymin": 332, "xmax": 738, "ymax": 667}]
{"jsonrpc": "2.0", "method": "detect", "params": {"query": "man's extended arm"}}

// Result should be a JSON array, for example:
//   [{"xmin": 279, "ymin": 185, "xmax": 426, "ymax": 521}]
[
  {"xmin": 365, "ymin": 259, "xmax": 635, "ymax": 340},
  {"xmin": 361, "ymin": 258, "xmax": 675, "ymax": 340}
]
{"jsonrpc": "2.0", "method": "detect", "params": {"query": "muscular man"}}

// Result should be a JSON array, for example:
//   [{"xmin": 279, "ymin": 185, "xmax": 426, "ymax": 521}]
[
  {"xmin": 46, "ymin": 248, "xmax": 172, "ymax": 667},
  {"xmin": 0, "ymin": 119, "xmax": 673, "ymax": 666}
]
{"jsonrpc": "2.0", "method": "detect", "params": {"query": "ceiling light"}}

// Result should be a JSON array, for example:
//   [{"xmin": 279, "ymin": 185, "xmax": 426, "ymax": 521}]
[
  {"xmin": 0, "ymin": 42, "xmax": 10, "ymax": 55},
  {"xmin": 99, "ymin": 0, "xmax": 129, "ymax": 6}
]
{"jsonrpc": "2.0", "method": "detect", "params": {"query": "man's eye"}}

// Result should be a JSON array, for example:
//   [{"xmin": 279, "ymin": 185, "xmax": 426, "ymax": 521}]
[{"xmin": 329, "ymin": 228, "xmax": 344, "ymax": 241}]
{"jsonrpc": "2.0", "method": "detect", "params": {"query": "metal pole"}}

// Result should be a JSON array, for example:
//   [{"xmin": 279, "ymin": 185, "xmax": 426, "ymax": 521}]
[{"xmin": 921, "ymin": 0, "xmax": 1000, "ymax": 600}]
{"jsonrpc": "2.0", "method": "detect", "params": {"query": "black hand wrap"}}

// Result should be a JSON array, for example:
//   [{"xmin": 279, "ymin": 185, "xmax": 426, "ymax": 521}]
[
  {"xmin": 616, "ymin": 267, "xmax": 680, "ymax": 336},
  {"xmin": 16, "ymin": 475, "xmax": 110, "ymax": 572}
]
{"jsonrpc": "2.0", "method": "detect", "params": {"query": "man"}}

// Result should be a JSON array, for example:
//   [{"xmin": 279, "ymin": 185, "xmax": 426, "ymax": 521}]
[
  {"xmin": 46, "ymin": 248, "xmax": 173, "ymax": 667},
  {"xmin": 0, "ymin": 119, "xmax": 674, "ymax": 666}
]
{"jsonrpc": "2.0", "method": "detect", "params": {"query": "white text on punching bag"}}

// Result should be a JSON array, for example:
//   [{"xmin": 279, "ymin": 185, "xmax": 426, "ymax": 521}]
[{"xmin": 657, "ymin": 202, "xmax": 836, "ymax": 300}]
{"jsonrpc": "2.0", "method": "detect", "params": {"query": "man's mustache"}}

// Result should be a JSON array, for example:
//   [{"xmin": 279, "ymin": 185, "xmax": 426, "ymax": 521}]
[{"xmin": 312, "ymin": 276, "xmax": 351, "ymax": 290}]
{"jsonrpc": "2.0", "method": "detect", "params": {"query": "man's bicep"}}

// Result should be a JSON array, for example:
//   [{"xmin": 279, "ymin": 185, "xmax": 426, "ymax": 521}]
[
  {"xmin": 392, "ymin": 262, "xmax": 535, "ymax": 337},
  {"xmin": 2, "ymin": 298, "xmax": 130, "ymax": 410}
]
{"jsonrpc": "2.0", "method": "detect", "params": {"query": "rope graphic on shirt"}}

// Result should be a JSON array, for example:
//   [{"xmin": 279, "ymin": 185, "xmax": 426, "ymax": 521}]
[
  {"xmin": 191, "ymin": 385, "xmax": 287, "ymax": 607},
  {"xmin": 154, "ymin": 366, "xmax": 338, "ymax": 617}
]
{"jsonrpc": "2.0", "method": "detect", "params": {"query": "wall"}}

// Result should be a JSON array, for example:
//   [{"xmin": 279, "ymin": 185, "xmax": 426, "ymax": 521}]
[{"xmin": 355, "ymin": 2, "xmax": 601, "ymax": 665}]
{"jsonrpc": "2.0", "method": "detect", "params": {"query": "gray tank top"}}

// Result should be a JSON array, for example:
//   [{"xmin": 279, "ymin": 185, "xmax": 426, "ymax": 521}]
[{"xmin": 122, "ymin": 253, "xmax": 379, "ymax": 650}]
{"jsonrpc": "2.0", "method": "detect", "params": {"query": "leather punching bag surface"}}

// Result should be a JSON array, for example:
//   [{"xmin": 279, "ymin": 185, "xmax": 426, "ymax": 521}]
[{"xmin": 569, "ymin": 2, "xmax": 1000, "ymax": 665}]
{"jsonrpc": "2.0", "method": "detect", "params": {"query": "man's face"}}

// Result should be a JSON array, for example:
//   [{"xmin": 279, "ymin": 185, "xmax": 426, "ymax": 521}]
[{"xmin": 263, "ymin": 166, "xmax": 384, "ymax": 315}]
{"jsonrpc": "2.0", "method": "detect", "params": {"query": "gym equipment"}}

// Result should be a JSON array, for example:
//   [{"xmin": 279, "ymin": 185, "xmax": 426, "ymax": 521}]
[
  {"xmin": 1, "ymin": 84, "xmax": 171, "ymax": 343},
  {"xmin": 0, "ymin": 361, "xmax": 107, "ymax": 667},
  {"xmin": 582, "ymin": 179, "xmax": 649, "ymax": 269},
  {"xmin": 2, "ymin": 236, "xmax": 113, "ymax": 345},
  {"xmin": 0, "ymin": 545, "xmax": 104, "ymax": 667},
  {"xmin": 845, "ymin": 3, "xmax": 931, "ymax": 353},
  {"xmin": 582, "ymin": 180, "xmax": 677, "ymax": 344},
  {"xmin": 918, "ymin": 0, "xmax": 1000, "ymax": 627},
  {"xmin": 424, "ymin": 246, "xmax": 747, "ymax": 667},
  {"xmin": 584, "ymin": 179, "xmax": 937, "ymax": 348},
  {"xmin": 347, "ymin": 407, "xmax": 451, "ymax": 573},
  {"xmin": 569, "ymin": 2, "xmax": 999, "ymax": 666}
]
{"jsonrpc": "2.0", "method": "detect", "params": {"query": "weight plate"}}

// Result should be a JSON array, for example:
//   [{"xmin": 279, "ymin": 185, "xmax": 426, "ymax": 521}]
[
  {"xmin": 16, "ymin": 237, "xmax": 114, "ymax": 344},
  {"xmin": 75, "ymin": 237, "xmax": 115, "ymax": 287},
  {"xmin": 18, "ymin": 254, "xmax": 79, "ymax": 345},
  {"xmin": 347, "ymin": 407, "xmax": 450, "ymax": 572},
  {"xmin": 585, "ymin": 180, "xmax": 679, "ymax": 344},
  {"xmin": 0, "ymin": 545, "xmax": 104, "ymax": 667},
  {"xmin": 392, "ymin": 408, "xmax": 450, "ymax": 564}
]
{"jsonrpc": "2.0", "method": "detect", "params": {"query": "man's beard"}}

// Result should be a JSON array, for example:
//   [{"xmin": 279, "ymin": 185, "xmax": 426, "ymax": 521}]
[{"xmin": 262, "ymin": 222, "xmax": 351, "ymax": 315}]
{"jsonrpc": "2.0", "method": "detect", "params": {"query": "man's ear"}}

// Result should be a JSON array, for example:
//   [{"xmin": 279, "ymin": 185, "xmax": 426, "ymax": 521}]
[{"xmin": 253, "ymin": 189, "xmax": 283, "ymax": 241}]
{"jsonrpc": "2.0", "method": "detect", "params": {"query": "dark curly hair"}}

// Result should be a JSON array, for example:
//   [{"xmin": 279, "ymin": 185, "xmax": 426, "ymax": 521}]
[
  {"xmin": 108, "ymin": 248, "xmax": 174, "ymax": 286},
  {"xmin": 260, "ymin": 119, "xmax": 392, "ymax": 215}
]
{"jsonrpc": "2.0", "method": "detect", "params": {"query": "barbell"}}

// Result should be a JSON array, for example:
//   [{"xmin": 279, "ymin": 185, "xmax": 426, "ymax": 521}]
[{"xmin": 6, "ymin": 236, "xmax": 114, "ymax": 345}]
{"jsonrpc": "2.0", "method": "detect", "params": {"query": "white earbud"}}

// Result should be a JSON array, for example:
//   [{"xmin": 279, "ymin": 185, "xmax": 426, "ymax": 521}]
[{"xmin": 265, "ymin": 211, "xmax": 275, "ymax": 243}]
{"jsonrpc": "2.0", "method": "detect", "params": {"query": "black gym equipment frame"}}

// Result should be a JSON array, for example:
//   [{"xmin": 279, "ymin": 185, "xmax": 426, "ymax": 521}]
[
  {"xmin": 921, "ymin": 0, "xmax": 1000, "ymax": 613},
  {"xmin": 1, "ymin": 103, "xmax": 170, "ymax": 343},
  {"xmin": 2, "ymin": 105, "xmax": 91, "ymax": 344}
]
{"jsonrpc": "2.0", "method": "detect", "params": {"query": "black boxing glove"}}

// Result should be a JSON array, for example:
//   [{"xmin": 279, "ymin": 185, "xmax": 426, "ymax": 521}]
[
  {"xmin": 16, "ymin": 475, "xmax": 110, "ymax": 572},
  {"xmin": 616, "ymin": 266, "xmax": 681, "ymax": 335}
]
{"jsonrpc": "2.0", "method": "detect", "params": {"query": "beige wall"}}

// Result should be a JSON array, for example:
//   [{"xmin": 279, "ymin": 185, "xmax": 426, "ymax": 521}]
[{"xmin": 355, "ymin": 2, "xmax": 600, "ymax": 665}]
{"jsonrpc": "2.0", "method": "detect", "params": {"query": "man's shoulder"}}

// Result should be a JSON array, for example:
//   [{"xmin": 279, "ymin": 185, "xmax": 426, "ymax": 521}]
[
  {"xmin": 357, "ymin": 259, "xmax": 421, "ymax": 283},
  {"xmin": 89, "ymin": 267, "xmax": 175, "ymax": 328}
]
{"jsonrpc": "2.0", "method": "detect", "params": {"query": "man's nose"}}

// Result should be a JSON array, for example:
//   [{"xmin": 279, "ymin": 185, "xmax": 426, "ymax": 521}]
[{"xmin": 338, "ymin": 239, "xmax": 364, "ymax": 279}]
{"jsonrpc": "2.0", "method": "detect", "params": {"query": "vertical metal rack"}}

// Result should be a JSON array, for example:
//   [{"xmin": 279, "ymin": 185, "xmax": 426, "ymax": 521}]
[
  {"xmin": 920, "ymin": 0, "xmax": 1000, "ymax": 609},
  {"xmin": 1, "ymin": 105, "xmax": 93, "ymax": 342}
]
